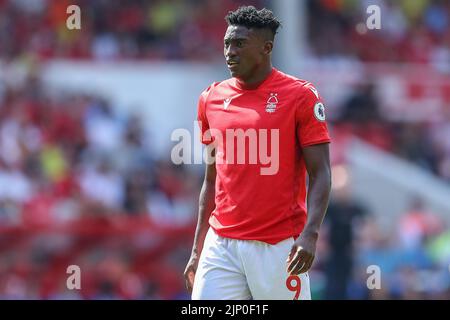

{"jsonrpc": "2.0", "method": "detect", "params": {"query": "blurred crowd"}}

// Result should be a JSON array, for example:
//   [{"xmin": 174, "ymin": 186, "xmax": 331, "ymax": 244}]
[
  {"xmin": 0, "ymin": 216, "xmax": 193, "ymax": 299},
  {"xmin": 308, "ymin": 0, "xmax": 450, "ymax": 71},
  {"xmin": 317, "ymin": 189, "xmax": 450, "ymax": 300},
  {"xmin": 0, "ymin": 69, "xmax": 200, "ymax": 227},
  {"xmin": 323, "ymin": 74, "xmax": 450, "ymax": 299},
  {"xmin": 0, "ymin": 68, "xmax": 199, "ymax": 299},
  {"xmin": 1, "ymin": 0, "xmax": 449, "ymax": 69},
  {"xmin": 0, "ymin": 0, "xmax": 263, "ymax": 62},
  {"xmin": 332, "ymin": 81, "xmax": 450, "ymax": 183}
]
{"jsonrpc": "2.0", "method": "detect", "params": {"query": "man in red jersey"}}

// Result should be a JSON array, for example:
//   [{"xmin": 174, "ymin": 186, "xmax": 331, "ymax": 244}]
[{"xmin": 184, "ymin": 6, "xmax": 331, "ymax": 300}]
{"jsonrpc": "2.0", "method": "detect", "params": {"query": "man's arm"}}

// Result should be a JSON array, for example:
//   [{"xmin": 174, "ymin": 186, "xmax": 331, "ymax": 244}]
[
  {"xmin": 287, "ymin": 143, "xmax": 331, "ymax": 275},
  {"xmin": 184, "ymin": 145, "xmax": 216, "ymax": 293}
]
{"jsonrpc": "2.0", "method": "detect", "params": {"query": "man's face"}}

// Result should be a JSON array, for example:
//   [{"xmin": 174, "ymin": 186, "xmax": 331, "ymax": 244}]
[{"xmin": 224, "ymin": 25, "xmax": 269, "ymax": 81}]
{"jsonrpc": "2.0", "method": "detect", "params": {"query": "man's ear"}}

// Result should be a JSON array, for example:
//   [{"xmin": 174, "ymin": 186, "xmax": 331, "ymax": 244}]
[{"xmin": 264, "ymin": 41, "xmax": 273, "ymax": 55}]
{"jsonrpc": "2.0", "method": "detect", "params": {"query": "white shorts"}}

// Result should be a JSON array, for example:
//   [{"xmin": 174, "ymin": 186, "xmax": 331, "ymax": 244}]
[{"xmin": 192, "ymin": 228, "xmax": 311, "ymax": 300}]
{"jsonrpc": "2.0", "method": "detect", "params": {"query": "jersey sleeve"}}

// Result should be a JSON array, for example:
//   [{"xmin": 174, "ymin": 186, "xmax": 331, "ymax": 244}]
[
  {"xmin": 197, "ymin": 85, "xmax": 214, "ymax": 145},
  {"xmin": 295, "ymin": 83, "xmax": 331, "ymax": 147}
]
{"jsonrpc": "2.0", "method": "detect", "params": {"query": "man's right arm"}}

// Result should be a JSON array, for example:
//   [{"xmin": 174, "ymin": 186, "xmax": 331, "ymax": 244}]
[{"xmin": 184, "ymin": 145, "xmax": 216, "ymax": 293}]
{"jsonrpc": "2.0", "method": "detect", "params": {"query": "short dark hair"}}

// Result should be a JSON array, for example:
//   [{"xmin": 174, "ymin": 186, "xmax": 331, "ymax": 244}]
[{"xmin": 225, "ymin": 6, "xmax": 281, "ymax": 40}]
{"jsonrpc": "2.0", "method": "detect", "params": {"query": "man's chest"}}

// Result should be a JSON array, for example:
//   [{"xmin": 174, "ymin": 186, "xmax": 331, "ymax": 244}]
[{"xmin": 206, "ymin": 90, "xmax": 297, "ymax": 131}]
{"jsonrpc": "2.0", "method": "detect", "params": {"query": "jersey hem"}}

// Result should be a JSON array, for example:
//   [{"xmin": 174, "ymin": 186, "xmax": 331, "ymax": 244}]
[{"xmin": 210, "ymin": 225, "xmax": 299, "ymax": 245}]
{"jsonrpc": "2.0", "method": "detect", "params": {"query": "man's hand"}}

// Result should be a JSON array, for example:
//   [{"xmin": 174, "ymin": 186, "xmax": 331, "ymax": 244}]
[
  {"xmin": 183, "ymin": 255, "xmax": 199, "ymax": 294},
  {"xmin": 286, "ymin": 231, "xmax": 318, "ymax": 275}
]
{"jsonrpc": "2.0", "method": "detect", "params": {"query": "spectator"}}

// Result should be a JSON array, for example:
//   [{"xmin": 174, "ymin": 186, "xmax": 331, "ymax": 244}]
[{"xmin": 323, "ymin": 185, "xmax": 369, "ymax": 299}]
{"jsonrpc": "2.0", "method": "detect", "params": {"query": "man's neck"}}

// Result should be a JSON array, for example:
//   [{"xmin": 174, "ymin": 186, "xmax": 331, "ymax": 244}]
[{"xmin": 236, "ymin": 64, "xmax": 274, "ymax": 90}]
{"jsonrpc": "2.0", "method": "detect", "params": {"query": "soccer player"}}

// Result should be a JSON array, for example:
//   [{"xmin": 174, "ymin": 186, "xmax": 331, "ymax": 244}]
[{"xmin": 184, "ymin": 6, "xmax": 331, "ymax": 300}]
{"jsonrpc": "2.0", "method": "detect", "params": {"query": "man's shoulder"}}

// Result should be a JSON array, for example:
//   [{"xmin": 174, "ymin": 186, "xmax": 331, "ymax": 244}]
[
  {"xmin": 274, "ymin": 69, "xmax": 319, "ymax": 96},
  {"xmin": 199, "ymin": 79, "xmax": 233, "ymax": 99}
]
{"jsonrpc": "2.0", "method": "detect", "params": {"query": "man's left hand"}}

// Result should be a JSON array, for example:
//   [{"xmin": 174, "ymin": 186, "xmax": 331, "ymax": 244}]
[{"xmin": 286, "ymin": 231, "xmax": 318, "ymax": 275}]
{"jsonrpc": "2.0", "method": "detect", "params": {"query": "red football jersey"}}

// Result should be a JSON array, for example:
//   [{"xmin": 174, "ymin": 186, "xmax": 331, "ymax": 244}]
[{"xmin": 197, "ymin": 68, "xmax": 330, "ymax": 244}]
